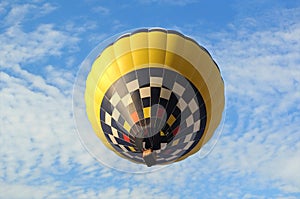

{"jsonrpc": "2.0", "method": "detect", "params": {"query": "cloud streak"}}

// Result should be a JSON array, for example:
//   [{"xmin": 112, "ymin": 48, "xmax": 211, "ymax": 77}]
[{"xmin": 1, "ymin": 2, "xmax": 57, "ymax": 26}]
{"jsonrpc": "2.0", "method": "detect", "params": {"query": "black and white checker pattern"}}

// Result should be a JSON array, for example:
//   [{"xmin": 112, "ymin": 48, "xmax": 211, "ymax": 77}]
[{"xmin": 99, "ymin": 67, "xmax": 207, "ymax": 164}]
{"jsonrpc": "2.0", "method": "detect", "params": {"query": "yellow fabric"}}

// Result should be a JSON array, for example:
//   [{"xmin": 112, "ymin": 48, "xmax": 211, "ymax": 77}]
[
  {"xmin": 160, "ymin": 131, "xmax": 166, "ymax": 136},
  {"xmin": 143, "ymin": 107, "xmax": 151, "ymax": 118},
  {"xmin": 167, "ymin": 114, "xmax": 176, "ymax": 126}
]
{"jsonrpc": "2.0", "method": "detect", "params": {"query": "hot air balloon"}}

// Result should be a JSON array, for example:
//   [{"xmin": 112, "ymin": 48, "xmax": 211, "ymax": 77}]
[{"xmin": 83, "ymin": 28, "xmax": 224, "ymax": 167}]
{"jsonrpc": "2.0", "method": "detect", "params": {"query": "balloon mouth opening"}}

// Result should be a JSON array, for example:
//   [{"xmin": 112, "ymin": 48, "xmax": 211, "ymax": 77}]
[{"xmin": 130, "ymin": 106, "xmax": 167, "ymax": 139}]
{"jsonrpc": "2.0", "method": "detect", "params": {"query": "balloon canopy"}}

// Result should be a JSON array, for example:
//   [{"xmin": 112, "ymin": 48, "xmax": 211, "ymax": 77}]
[{"xmin": 84, "ymin": 28, "xmax": 224, "ymax": 167}]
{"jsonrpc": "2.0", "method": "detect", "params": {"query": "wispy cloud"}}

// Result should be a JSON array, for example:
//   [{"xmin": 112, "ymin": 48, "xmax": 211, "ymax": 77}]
[
  {"xmin": 1, "ymin": 2, "xmax": 57, "ymax": 27},
  {"xmin": 1, "ymin": 67, "xmax": 81, "ymax": 176},
  {"xmin": 2, "ymin": 3, "xmax": 34, "ymax": 26},
  {"xmin": 0, "ymin": 24, "xmax": 79, "ymax": 68},
  {"xmin": 92, "ymin": 6, "xmax": 110, "ymax": 15}
]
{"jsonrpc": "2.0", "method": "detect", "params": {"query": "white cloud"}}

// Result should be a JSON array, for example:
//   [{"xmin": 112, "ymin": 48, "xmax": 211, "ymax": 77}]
[
  {"xmin": 3, "ymin": 3, "xmax": 34, "ymax": 26},
  {"xmin": 0, "ymin": 1, "xmax": 8, "ymax": 15},
  {"xmin": 64, "ymin": 20, "xmax": 98, "ymax": 35},
  {"xmin": 96, "ymin": 185, "xmax": 179, "ymax": 199},
  {"xmin": 0, "ymin": 180, "xmax": 179, "ymax": 199},
  {"xmin": 38, "ymin": 3, "xmax": 57, "ymax": 16},
  {"xmin": 44, "ymin": 65, "xmax": 75, "ymax": 95},
  {"xmin": 2, "ymin": 2, "xmax": 57, "ymax": 26},
  {"xmin": 0, "ymin": 182, "xmax": 56, "ymax": 199},
  {"xmin": 0, "ymin": 24, "xmax": 79, "ymax": 68},
  {"xmin": 1, "ymin": 69, "xmax": 82, "ymax": 180},
  {"xmin": 92, "ymin": 6, "xmax": 110, "ymax": 15},
  {"xmin": 0, "ymin": 4, "xmax": 85, "ymax": 191}
]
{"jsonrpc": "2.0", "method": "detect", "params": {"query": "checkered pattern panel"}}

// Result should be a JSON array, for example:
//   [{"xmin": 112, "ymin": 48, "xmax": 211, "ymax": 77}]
[{"xmin": 99, "ymin": 67, "xmax": 207, "ymax": 164}]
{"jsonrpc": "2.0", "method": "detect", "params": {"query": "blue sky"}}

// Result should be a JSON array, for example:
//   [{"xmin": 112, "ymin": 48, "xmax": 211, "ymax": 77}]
[{"xmin": 1, "ymin": 0, "xmax": 300, "ymax": 198}]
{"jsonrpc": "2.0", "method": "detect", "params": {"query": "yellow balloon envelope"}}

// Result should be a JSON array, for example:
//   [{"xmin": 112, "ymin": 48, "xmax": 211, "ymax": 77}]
[{"xmin": 84, "ymin": 28, "xmax": 224, "ymax": 167}]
